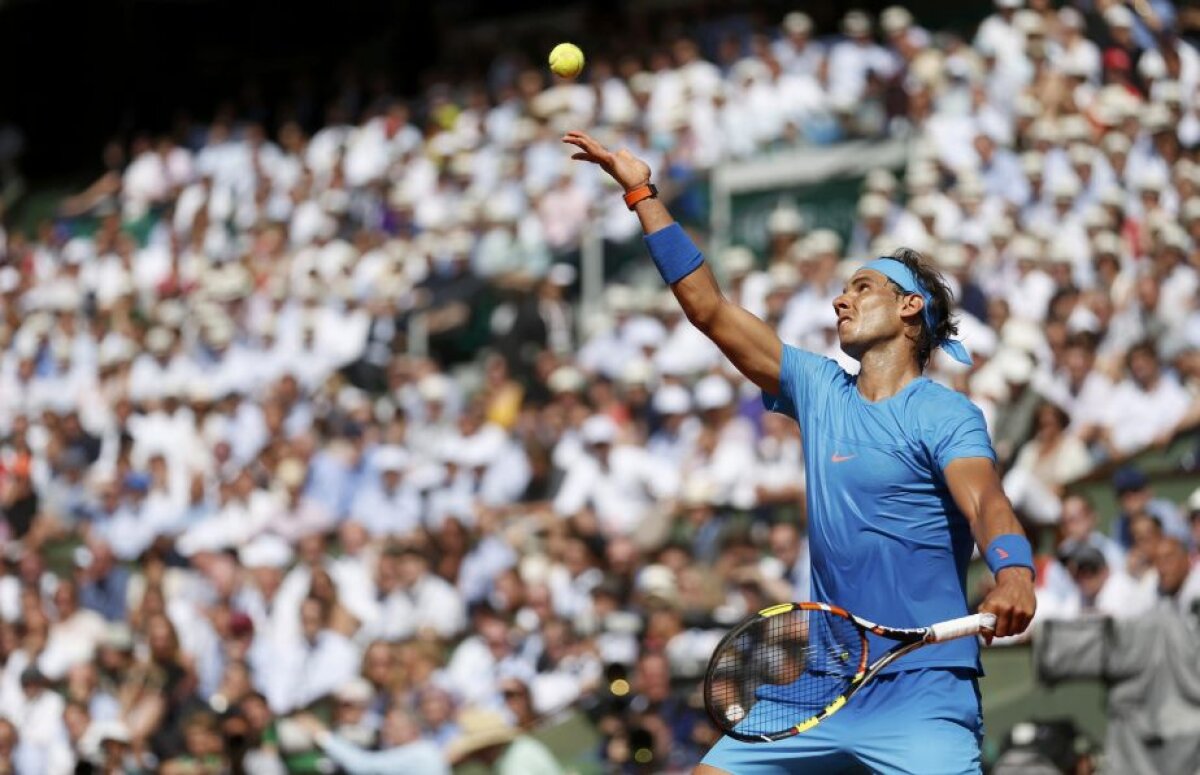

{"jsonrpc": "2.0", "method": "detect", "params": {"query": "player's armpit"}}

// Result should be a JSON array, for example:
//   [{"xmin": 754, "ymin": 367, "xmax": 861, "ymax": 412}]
[{"xmin": 671, "ymin": 264, "xmax": 783, "ymax": 395}]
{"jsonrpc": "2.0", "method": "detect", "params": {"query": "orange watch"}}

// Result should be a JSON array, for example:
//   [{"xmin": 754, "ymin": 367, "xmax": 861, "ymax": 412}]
[{"xmin": 623, "ymin": 183, "xmax": 658, "ymax": 210}]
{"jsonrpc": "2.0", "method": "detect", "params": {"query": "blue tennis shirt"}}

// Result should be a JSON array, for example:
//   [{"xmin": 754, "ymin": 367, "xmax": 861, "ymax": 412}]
[{"xmin": 764, "ymin": 345, "xmax": 996, "ymax": 674}]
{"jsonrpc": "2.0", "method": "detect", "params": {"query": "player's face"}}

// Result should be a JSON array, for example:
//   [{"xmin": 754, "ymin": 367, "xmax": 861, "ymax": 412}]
[{"xmin": 832, "ymin": 270, "xmax": 913, "ymax": 358}]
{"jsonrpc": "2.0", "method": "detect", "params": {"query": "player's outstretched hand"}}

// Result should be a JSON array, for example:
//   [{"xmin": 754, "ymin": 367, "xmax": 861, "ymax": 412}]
[
  {"xmin": 562, "ymin": 130, "xmax": 651, "ymax": 192},
  {"xmin": 979, "ymin": 567, "xmax": 1036, "ymax": 643}
]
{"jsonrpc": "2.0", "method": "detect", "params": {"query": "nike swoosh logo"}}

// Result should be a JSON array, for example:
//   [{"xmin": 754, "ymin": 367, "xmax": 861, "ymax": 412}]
[
  {"xmin": 831, "ymin": 453, "xmax": 856, "ymax": 463},
  {"xmin": 995, "ymin": 548, "xmax": 1010, "ymax": 560}
]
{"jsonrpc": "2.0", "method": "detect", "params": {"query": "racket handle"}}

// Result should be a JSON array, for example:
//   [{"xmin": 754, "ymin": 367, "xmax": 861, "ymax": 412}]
[{"xmin": 927, "ymin": 613, "xmax": 997, "ymax": 643}]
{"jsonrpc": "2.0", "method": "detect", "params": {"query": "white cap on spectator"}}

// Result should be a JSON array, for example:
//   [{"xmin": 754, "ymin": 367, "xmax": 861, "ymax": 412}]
[
  {"xmin": 768, "ymin": 263, "xmax": 800, "ymax": 292},
  {"xmin": 548, "ymin": 366, "xmax": 585, "ymax": 394},
  {"xmin": 1092, "ymin": 232, "xmax": 1122, "ymax": 256},
  {"xmin": 1051, "ymin": 177, "xmax": 1081, "ymax": 200},
  {"xmin": 1059, "ymin": 7, "xmax": 1083, "ymax": 29},
  {"xmin": 881, "ymin": 6, "xmax": 912, "ymax": 35},
  {"xmin": 694, "ymin": 375, "xmax": 734, "ymax": 410},
  {"xmin": 1104, "ymin": 5, "xmax": 1134, "ymax": 28},
  {"xmin": 62, "ymin": 238, "xmax": 95, "ymax": 266},
  {"xmin": 995, "ymin": 0, "xmax": 1021, "ymax": 8},
  {"xmin": 1187, "ymin": 487, "xmax": 1200, "ymax": 513},
  {"xmin": 865, "ymin": 169, "xmax": 898, "ymax": 194},
  {"xmin": 767, "ymin": 204, "xmax": 804, "ymax": 236},
  {"xmin": 581, "ymin": 415, "xmax": 618, "ymax": 445},
  {"xmin": 807, "ymin": 229, "xmax": 843, "ymax": 256},
  {"xmin": 720, "ymin": 246, "xmax": 755, "ymax": 277},
  {"xmin": 1182, "ymin": 198, "xmax": 1200, "ymax": 222},
  {"xmin": 937, "ymin": 242, "xmax": 967, "ymax": 270},
  {"xmin": 620, "ymin": 359, "xmax": 655, "ymax": 387},
  {"xmin": 418, "ymin": 374, "xmax": 451, "ymax": 402},
  {"xmin": 910, "ymin": 195, "xmax": 939, "ymax": 218},
  {"xmin": 335, "ymin": 677, "xmax": 374, "ymax": 705},
  {"xmin": 652, "ymin": 384, "xmax": 692, "ymax": 415},
  {"xmin": 374, "ymin": 445, "xmax": 408, "ymax": 472},
  {"xmin": 783, "ymin": 11, "xmax": 813, "ymax": 35},
  {"xmin": 858, "ymin": 193, "xmax": 890, "ymax": 218},
  {"xmin": 842, "ymin": 10, "xmax": 872, "ymax": 36},
  {"xmin": 239, "ymin": 535, "xmax": 294, "ymax": 569}
]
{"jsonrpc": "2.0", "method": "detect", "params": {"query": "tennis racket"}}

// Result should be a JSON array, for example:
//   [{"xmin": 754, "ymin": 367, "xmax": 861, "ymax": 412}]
[{"xmin": 703, "ymin": 601, "xmax": 995, "ymax": 743}]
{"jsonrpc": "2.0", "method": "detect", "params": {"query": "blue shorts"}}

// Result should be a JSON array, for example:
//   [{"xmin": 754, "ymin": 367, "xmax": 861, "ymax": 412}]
[{"xmin": 701, "ymin": 668, "xmax": 983, "ymax": 774}]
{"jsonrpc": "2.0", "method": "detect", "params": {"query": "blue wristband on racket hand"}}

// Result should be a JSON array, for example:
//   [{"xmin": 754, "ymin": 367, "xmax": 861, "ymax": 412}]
[
  {"xmin": 644, "ymin": 223, "xmax": 704, "ymax": 285},
  {"xmin": 985, "ymin": 534, "xmax": 1035, "ymax": 578}
]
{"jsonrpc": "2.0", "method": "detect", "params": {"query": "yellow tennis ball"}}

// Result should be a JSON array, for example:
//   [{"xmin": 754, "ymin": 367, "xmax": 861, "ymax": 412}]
[{"xmin": 549, "ymin": 43, "xmax": 585, "ymax": 79}]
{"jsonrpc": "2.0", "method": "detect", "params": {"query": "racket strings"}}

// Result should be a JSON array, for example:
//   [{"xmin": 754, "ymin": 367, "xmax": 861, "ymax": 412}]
[{"xmin": 706, "ymin": 608, "xmax": 865, "ymax": 737}]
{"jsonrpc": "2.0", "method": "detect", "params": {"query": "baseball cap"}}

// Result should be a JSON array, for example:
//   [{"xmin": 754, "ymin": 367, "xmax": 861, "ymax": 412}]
[
  {"xmin": 652, "ymin": 384, "xmax": 692, "ymax": 416},
  {"xmin": 581, "ymin": 415, "xmax": 618, "ymax": 445},
  {"xmin": 841, "ymin": 10, "xmax": 872, "ymax": 36},
  {"xmin": 783, "ymin": 11, "xmax": 813, "ymax": 35},
  {"xmin": 373, "ymin": 445, "xmax": 409, "ymax": 472},
  {"xmin": 1112, "ymin": 466, "xmax": 1149, "ymax": 495},
  {"xmin": 1104, "ymin": 5, "xmax": 1134, "ymax": 28},
  {"xmin": 694, "ymin": 375, "xmax": 734, "ymax": 410}
]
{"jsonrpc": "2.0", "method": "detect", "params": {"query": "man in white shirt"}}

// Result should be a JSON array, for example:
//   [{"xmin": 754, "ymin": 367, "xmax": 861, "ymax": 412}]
[
  {"xmin": 350, "ymin": 446, "xmax": 422, "ymax": 538},
  {"xmin": 363, "ymin": 545, "xmax": 466, "ymax": 642},
  {"xmin": 1098, "ymin": 342, "xmax": 1191, "ymax": 457},
  {"xmin": 1062, "ymin": 544, "xmax": 1155, "ymax": 620},
  {"xmin": 552, "ymin": 415, "xmax": 679, "ymax": 536},
  {"xmin": 262, "ymin": 596, "xmax": 360, "ymax": 714}
]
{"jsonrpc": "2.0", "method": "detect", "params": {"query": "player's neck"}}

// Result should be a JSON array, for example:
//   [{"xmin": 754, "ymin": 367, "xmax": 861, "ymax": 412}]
[{"xmin": 856, "ymin": 347, "xmax": 922, "ymax": 402}]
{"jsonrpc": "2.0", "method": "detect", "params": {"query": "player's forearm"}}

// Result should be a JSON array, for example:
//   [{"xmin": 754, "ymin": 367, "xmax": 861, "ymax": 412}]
[
  {"xmin": 632, "ymin": 196, "xmax": 675, "ymax": 235},
  {"xmin": 974, "ymin": 490, "xmax": 1034, "ymax": 581}
]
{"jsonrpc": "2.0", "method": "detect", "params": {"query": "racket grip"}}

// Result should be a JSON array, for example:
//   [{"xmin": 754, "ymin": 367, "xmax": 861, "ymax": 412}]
[{"xmin": 927, "ymin": 613, "xmax": 997, "ymax": 643}]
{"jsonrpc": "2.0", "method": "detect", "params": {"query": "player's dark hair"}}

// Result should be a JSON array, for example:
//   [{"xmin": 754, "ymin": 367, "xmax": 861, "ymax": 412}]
[{"xmin": 887, "ymin": 248, "xmax": 958, "ymax": 372}]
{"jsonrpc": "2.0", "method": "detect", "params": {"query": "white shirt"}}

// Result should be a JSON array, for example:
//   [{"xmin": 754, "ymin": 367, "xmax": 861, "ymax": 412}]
[
  {"xmin": 363, "ymin": 574, "xmax": 466, "ymax": 642},
  {"xmin": 553, "ymin": 445, "xmax": 679, "ymax": 536},
  {"xmin": 1105, "ymin": 374, "xmax": 1191, "ymax": 455}
]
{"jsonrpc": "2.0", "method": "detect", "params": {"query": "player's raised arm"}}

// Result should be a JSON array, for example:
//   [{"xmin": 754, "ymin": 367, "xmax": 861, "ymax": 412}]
[{"xmin": 563, "ymin": 130, "xmax": 783, "ymax": 395}]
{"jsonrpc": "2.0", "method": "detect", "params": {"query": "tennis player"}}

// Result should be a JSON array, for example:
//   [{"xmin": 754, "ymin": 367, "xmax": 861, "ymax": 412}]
[{"xmin": 563, "ymin": 130, "xmax": 1036, "ymax": 774}]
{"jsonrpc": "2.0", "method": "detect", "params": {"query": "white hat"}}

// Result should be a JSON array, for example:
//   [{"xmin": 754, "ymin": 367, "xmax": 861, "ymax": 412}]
[
  {"xmin": 720, "ymin": 246, "xmax": 756, "ymax": 276},
  {"xmin": 418, "ymin": 374, "xmax": 451, "ymax": 402},
  {"xmin": 652, "ymin": 384, "xmax": 692, "ymax": 415},
  {"xmin": 547, "ymin": 366, "xmax": 585, "ymax": 394},
  {"xmin": 1058, "ymin": 7, "xmax": 1083, "ymax": 29},
  {"xmin": 694, "ymin": 375, "xmax": 734, "ymax": 410},
  {"xmin": 61, "ymin": 238, "xmax": 95, "ymax": 266},
  {"xmin": 768, "ymin": 263, "xmax": 800, "ymax": 292},
  {"xmin": 620, "ymin": 358, "xmax": 655, "ymax": 386},
  {"xmin": 783, "ymin": 11, "xmax": 813, "ymax": 35},
  {"xmin": 1104, "ymin": 5, "xmax": 1134, "ymax": 28},
  {"xmin": 1092, "ymin": 232, "xmax": 1122, "ymax": 256},
  {"xmin": 374, "ymin": 445, "xmax": 409, "ymax": 472},
  {"xmin": 994, "ymin": 348, "xmax": 1034, "ymax": 385},
  {"xmin": 1048, "ymin": 177, "xmax": 1080, "ymax": 200},
  {"xmin": 581, "ymin": 415, "xmax": 618, "ymax": 445},
  {"xmin": 1182, "ymin": 198, "xmax": 1200, "ymax": 223},
  {"xmin": 858, "ymin": 193, "xmax": 890, "ymax": 218},
  {"xmin": 995, "ymin": 0, "xmax": 1021, "ymax": 8},
  {"xmin": 767, "ymin": 204, "xmax": 805, "ymax": 236},
  {"xmin": 1137, "ymin": 168, "xmax": 1168, "ymax": 192},
  {"xmin": 238, "ymin": 535, "xmax": 294, "ymax": 570},
  {"xmin": 841, "ymin": 10, "xmax": 872, "ymax": 36},
  {"xmin": 1187, "ymin": 486, "xmax": 1200, "ymax": 513},
  {"xmin": 865, "ymin": 169, "xmax": 898, "ymax": 193},
  {"xmin": 806, "ymin": 229, "xmax": 843, "ymax": 256},
  {"xmin": 910, "ymin": 195, "xmax": 939, "ymax": 218},
  {"xmin": 334, "ymin": 677, "xmax": 374, "ymax": 705},
  {"xmin": 1009, "ymin": 235, "xmax": 1040, "ymax": 262},
  {"xmin": 937, "ymin": 243, "xmax": 968, "ymax": 270},
  {"xmin": 880, "ymin": 6, "xmax": 913, "ymax": 35},
  {"xmin": 636, "ymin": 564, "xmax": 678, "ymax": 599}
]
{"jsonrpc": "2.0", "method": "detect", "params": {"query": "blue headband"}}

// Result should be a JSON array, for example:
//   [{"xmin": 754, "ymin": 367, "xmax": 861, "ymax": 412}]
[{"xmin": 862, "ymin": 258, "xmax": 973, "ymax": 367}]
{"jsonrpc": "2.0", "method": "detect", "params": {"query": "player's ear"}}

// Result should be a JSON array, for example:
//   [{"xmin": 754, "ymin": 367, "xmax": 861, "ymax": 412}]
[{"xmin": 898, "ymin": 292, "xmax": 925, "ymax": 320}]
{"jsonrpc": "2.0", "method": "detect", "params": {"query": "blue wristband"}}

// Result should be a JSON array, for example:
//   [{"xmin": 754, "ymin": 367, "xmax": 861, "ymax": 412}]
[
  {"xmin": 644, "ymin": 223, "xmax": 704, "ymax": 285},
  {"xmin": 985, "ymin": 534, "xmax": 1035, "ymax": 578}
]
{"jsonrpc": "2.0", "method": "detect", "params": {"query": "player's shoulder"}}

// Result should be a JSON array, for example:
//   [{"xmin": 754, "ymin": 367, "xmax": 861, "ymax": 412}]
[{"xmin": 907, "ymin": 379, "xmax": 985, "ymax": 421}]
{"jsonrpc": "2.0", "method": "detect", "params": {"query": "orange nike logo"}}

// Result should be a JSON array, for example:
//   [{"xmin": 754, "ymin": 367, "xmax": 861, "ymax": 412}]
[
  {"xmin": 995, "ymin": 548, "xmax": 1010, "ymax": 560},
  {"xmin": 831, "ymin": 453, "xmax": 856, "ymax": 463}
]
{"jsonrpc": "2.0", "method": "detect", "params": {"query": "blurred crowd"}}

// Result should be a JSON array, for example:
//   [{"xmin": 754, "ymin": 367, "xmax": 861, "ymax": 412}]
[{"xmin": 2, "ymin": 0, "xmax": 1200, "ymax": 773}]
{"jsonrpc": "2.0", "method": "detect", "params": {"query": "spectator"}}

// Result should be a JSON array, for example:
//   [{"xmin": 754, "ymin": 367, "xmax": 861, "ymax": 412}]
[{"xmin": 446, "ymin": 706, "xmax": 561, "ymax": 775}]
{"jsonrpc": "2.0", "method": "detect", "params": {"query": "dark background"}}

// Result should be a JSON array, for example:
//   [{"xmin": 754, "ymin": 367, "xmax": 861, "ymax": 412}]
[{"xmin": 0, "ymin": 0, "xmax": 988, "ymax": 183}]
